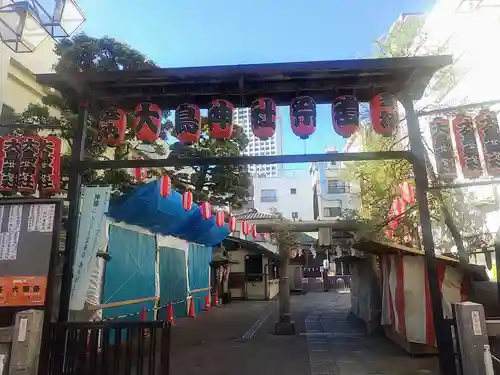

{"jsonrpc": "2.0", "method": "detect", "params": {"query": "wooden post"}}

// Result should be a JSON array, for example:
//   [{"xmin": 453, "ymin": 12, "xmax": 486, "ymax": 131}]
[{"xmin": 275, "ymin": 242, "xmax": 295, "ymax": 335}]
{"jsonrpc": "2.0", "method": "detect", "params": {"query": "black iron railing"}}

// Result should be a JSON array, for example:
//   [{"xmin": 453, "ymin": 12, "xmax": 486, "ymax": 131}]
[{"xmin": 44, "ymin": 320, "xmax": 170, "ymax": 375}]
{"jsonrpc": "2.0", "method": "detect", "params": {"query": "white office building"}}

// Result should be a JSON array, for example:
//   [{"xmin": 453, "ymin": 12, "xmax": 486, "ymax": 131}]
[{"xmin": 233, "ymin": 107, "xmax": 283, "ymax": 177}]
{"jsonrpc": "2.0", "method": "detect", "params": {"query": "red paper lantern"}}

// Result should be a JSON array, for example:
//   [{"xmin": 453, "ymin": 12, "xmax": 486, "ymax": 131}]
[
  {"xmin": 133, "ymin": 102, "xmax": 162, "ymax": 143},
  {"xmin": 452, "ymin": 114, "xmax": 482, "ymax": 178},
  {"xmin": 260, "ymin": 233, "xmax": 267, "ymax": 240},
  {"xmin": 17, "ymin": 136, "xmax": 42, "ymax": 194},
  {"xmin": 183, "ymin": 191, "xmax": 193, "ymax": 211},
  {"xmin": 391, "ymin": 197, "xmax": 405, "ymax": 217},
  {"xmin": 160, "ymin": 176, "xmax": 171, "ymax": 197},
  {"xmin": 0, "ymin": 136, "xmax": 21, "ymax": 193},
  {"xmin": 201, "ymin": 202, "xmax": 212, "ymax": 220},
  {"xmin": 175, "ymin": 103, "xmax": 201, "ymax": 144},
  {"xmin": 208, "ymin": 99, "xmax": 234, "ymax": 140},
  {"xmin": 215, "ymin": 210, "xmax": 225, "ymax": 228},
  {"xmin": 370, "ymin": 93, "xmax": 399, "ymax": 136},
  {"xmin": 399, "ymin": 182, "xmax": 415, "ymax": 204},
  {"xmin": 39, "ymin": 136, "xmax": 62, "ymax": 195},
  {"xmin": 332, "ymin": 95, "xmax": 359, "ymax": 138},
  {"xmin": 241, "ymin": 221, "xmax": 250, "ymax": 236},
  {"xmin": 290, "ymin": 96, "xmax": 316, "ymax": 139},
  {"xmin": 476, "ymin": 110, "xmax": 500, "ymax": 177},
  {"xmin": 133, "ymin": 157, "xmax": 147, "ymax": 182},
  {"xmin": 99, "ymin": 106, "xmax": 126, "ymax": 146},
  {"xmin": 250, "ymin": 98, "xmax": 276, "ymax": 140},
  {"xmin": 229, "ymin": 215, "xmax": 236, "ymax": 232},
  {"xmin": 251, "ymin": 224, "xmax": 258, "ymax": 238}
]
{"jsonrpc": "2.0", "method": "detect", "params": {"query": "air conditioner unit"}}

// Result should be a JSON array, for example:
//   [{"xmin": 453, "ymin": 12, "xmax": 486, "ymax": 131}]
[{"xmin": 319, "ymin": 227, "xmax": 332, "ymax": 246}]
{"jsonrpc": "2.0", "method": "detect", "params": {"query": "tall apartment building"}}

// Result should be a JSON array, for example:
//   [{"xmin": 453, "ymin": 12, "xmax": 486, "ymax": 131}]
[{"xmin": 233, "ymin": 107, "xmax": 283, "ymax": 177}]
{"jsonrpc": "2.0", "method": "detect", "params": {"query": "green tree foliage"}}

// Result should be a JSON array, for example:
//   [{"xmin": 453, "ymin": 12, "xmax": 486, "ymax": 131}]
[{"xmin": 10, "ymin": 33, "xmax": 252, "ymax": 207}]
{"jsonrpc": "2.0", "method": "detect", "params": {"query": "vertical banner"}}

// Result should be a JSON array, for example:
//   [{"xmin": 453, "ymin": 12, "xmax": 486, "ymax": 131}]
[
  {"xmin": 475, "ymin": 110, "xmax": 500, "ymax": 177},
  {"xmin": 452, "ymin": 115, "xmax": 483, "ymax": 179},
  {"xmin": 69, "ymin": 186, "xmax": 111, "ymax": 310},
  {"xmin": 430, "ymin": 117, "xmax": 457, "ymax": 180}
]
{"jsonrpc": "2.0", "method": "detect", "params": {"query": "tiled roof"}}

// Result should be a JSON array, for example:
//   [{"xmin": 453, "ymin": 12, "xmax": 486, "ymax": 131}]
[{"xmin": 234, "ymin": 210, "xmax": 279, "ymax": 221}]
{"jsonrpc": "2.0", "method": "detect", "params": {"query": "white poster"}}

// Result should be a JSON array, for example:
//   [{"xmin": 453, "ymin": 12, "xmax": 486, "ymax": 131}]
[
  {"xmin": 0, "ymin": 205, "xmax": 22, "ymax": 261},
  {"xmin": 69, "ymin": 186, "xmax": 111, "ymax": 310}
]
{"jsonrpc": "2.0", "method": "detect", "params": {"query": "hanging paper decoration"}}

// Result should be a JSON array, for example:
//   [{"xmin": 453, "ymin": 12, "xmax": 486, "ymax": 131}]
[
  {"xmin": 250, "ymin": 98, "xmax": 276, "ymax": 140},
  {"xmin": 229, "ymin": 215, "xmax": 236, "ymax": 232},
  {"xmin": 17, "ymin": 136, "xmax": 42, "ymax": 194},
  {"xmin": 399, "ymin": 182, "xmax": 415, "ymax": 204},
  {"xmin": 133, "ymin": 102, "xmax": 162, "ymax": 143},
  {"xmin": 0, "ymin": 136, "xmax": 21, "ymax": 193},
  {"xmin": 133, "ymin": 157, "xmax": 148, "ymax": 182},
  {"xmin": 215, "ymin": 211, "xmax": 225, "ymax": 228},
  {"xmin": 260, "ymin": 233, "xmax": 267, "ymax": 241},
  {"xmin": 452, "ymin": 114, "xmax": 482, "ymax": 178},
  {"xmin": 475, "ymin": 110, "xmax": 500, "ymax": 177},
  {"xmin": 430, "ymin": 117, "xmax": 457, "ymax": 180},
  {"xmin": 290, "ymin": 96, "xmax": 317, "ymax": 139},
  {"xmin": 182, "ymin": 191, "xmax": 193, "ymax": 211},
  {"xmin": 99, "ymin": 106, "xmax": 126, "ymax": 146},
  {"xmin": 160, "ymin": 175, "xmax": 171, "ymax": 197},
  {"xmin": 201, "ymin": 202, "xmax": 212, "ymax": 220},
  {"xmin": 175, "ymin": 103, "xmax": 201, "ymax": 144},
  {"xmin": 251, "ymin": 224, "xmax": 259, "ymax": 239},
  {"xmin": 208, "ymin": 99, "xmax": 234, "ymax": 140},
  {"xmin": 391, "ymin": 197, "xmax": 405, "ymax": 218},
  {"xmin": 370, "ymin": 93, "xmax": 399, "ymax": 136},
  {"xmin": 39, "ymin": 136, "xmax": 62, "ymax": 195},
  {"xmin": 332, "ymin": 95, "xmax": 359, "ymax": 138},
  {"xmin": 241, "ymin": 220, "xmax": 250, "ymax": 236}
]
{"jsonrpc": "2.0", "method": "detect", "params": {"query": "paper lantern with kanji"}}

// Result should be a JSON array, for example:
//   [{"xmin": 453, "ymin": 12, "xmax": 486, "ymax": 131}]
[
  {"xmin": 208, "ymin": 99, "xmax": 234, "ymax": 140},
  {"xmin": 201, "ymin": 202, "xmax": 212, "ymax": 220},
  {"xmin": 290, "ymin": 96, "xmax": 316, "ymax": 139},
  {"xmin": 241, "ymin": 221, "xmax": 250, "ymax": 236},
  {"xmin": 452, "ymin": 114, "xmax": 482, "ymax": 178},
  {"xmin": 370, "ymin": 93, "xmax": 399, "ymax": 136},
  {"xmin": 133, "ymin": 102, "xmax": 162, "ymax": 143},
  {"xmin": 183, "ymin": 191, "xmax": 193, "ymax": 211},
  {"xmin": 229, "ymin": 215, "xmax": 236, "ymax": 232},
  {"xmin": 160, "ymin": 176, "xmax": 171, "ymax": 197},
  {"xmin": 99, "ymin": 106, "xmax": 126, "ymax": 146},
  {"xmin": 475, "ymin": 110, "xmax": 500, "ymax": 177},
  {"xmin": 250, "ymin": 98, "xmax": 276, "ymax": 140},
  {"xmin": 39, "ymin": 136, "xmax": 62, "ymax": 195},
  {"xmin": 215, "ymin": 211, "xmax": 225, "ymax": 228},
  {"xmin": 0, "ymin": 136, "xmax": 22, "ymax": 193},
  {"xmin": 175, "ymin": 103, "xmax": 201, "ymax": 144},
  {"xmin": 332, "ymin": 95, "xmax": 359, "ymax": 138},
  {"xmin": 17, "ymin": 136, "xmax": 42, "ymax": 194}
]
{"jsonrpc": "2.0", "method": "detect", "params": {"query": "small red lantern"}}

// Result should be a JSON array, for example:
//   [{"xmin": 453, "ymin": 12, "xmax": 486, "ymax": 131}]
[
  {"xmin": 400, "ymin": 182, "xmax": 415, "ymax": 204},
  {"xmin": 99, "ymin": 106, "xmax": 126, "ymax": 146},
  {"xmin": 241, "ymin": 221, "xmax": 250, "ymax": 236},
  {"xmin": 160, "ymin": 176, "xmax": 171, "ymax": 197},
  {"xmin": 215, "ymin": 210, "xmax": 225, "ymax": 228},
  {"xmin": 175, "ymin": 103, "xmax": 201, "ymax": 144},
  {"xmin": 208, "ymin": 99, "xmax": 234, "ymax": 140},
  {"xmin": 133, "ymin": 102, "xmax": 162, "ymax": 143},
  {"xmin": 290, "ymin": 96, "xmax": 316, "ymax": 139},
  {"xmin": 260, "ymin": 233, "xmax": 267, "ymax": 240},
  {"xmin": 476, "ymin": 110, "xmax": 500, "ymax": 176},
  {"xmin": 182, "ymin": 191, "xmax": 193, "ymax": 211},
  {"xmin": 391, "ymin": 197, "xmax": 405, "ymax": 217},
  {"xmin": 39, "ymin": 136, "xmax": 62, "ymax": 195},
  {"xmin": 133, "ymin": 157, "xmax": 147, "ymax": 182},
  {"xmin": 229, "ymin": 215, "xmax": 236, "ymax": 232},
  {"xmin": 250, "ymin": 98, "xmax": 276, "ymax": 140},
  {"xmin": 251, "ymin": 224, "xmax": 258, "ymax": 238},
  {"xmin": 201, "ymin": 202, "xmax": 212, "ymax": 220},
  {"xmin": 332, "ymin": 95, "xmax": 359, "ymax": 138},
  {"xmin": 370, "ymin": 93, "xmax": 399, "ymax": 136},
  {"xmin": 18, "ymin": 136, "xmax": 42, "ymax": 194}
]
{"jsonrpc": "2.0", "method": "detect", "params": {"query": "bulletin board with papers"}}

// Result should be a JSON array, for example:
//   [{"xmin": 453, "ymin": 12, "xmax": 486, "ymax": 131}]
[{"xmin": 0, "ymin": 199, "xmax": 61, "ymax": 307}]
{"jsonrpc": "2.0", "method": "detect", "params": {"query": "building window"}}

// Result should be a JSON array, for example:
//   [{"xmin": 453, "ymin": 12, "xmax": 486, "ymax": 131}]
[
  {"xmin": 292, "ymin": 212, "xmax": 299, "ymax": 220},
  {"xmin": 324, "ymin": 201, "xmax": 342, "ymax": 217},
  {"xmin": 327, "ymin": 180, "xmax": 348, "ymax": 194},
  {"xmin": 290, "ymin": 188, "xmax": 297, "ymax": 195},
  {"xmin": 1, "ymin": 104, "xmax": 14, "ymax": 123},
  {"xmin": 261, "ymin": 189, "xmax": 277, "ymax": 202}
]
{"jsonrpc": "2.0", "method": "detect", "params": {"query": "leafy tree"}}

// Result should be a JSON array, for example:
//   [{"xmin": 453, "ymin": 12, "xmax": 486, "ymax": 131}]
[{"xmin": 10, "ymin": 33, "xmax": 252, "ymax": 207}]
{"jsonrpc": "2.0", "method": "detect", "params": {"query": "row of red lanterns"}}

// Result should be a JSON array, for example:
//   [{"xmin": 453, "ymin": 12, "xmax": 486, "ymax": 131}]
[
  {"xmin": 158, "ymin": 176, "xmax": 267, "ymax": 239},
  {"xmin": 98, "ymin": 93, "xmax": 399, "ymax": 146}
]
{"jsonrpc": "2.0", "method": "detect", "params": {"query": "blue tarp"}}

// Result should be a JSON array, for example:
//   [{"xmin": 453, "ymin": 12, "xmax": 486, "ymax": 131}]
[
  {"xmin": 188, "ymin": 243, "xmax": 212, "ymax": 313},
  {"xmin": 108, "ymin": 180, "xmax": 229, "ymax": 245}
]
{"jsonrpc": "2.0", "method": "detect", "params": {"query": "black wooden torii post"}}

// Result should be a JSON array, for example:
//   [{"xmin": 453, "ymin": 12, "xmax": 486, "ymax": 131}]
[{"xmin": 36, "ymin": 55, "xmax": 456, "ymax": 375}]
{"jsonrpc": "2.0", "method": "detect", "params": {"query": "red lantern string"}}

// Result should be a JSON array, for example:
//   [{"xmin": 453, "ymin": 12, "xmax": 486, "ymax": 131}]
[
  {"xmin": 182, "ymin": 191, "xmax": 193, "ymax": 211},
  {"xmin": 400, "ymin": 182, "xmax": 415, "ymax": 204},
  {"xmin": 201, "ymin": 202, "xmax": 212, "ymax": 220},
  {"xmin": 241, "ymin": 221, "xmax": 250, "ymax": 236},
  {"xmin": 160, "ymin": 176, "xmax": 171, "ymax": 197},
  {"xmin": 229, "ymin": 215, "xmax": 236, "ymax": 232},
  {"xmin": 215, "ymin": 211, "xmax": 225, "ymax": 228}
]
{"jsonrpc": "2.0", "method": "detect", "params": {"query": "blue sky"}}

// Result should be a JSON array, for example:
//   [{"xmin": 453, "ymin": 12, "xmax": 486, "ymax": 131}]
[{"xmin": 77, "ymin": 0, "xmax": 433, "ymax": 156}]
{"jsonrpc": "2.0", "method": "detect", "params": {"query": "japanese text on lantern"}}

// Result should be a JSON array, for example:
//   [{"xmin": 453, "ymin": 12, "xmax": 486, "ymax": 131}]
[
  {"xmin": 208, "ymin": 99, "xmax": 234, "ymax": 140},
  {"xmin": 99, "ymin": 106, "xmax": 126, "ymax": 146},
  {"xmin": 133, "ymin": 102, "xmax": 162, "ymax": 143},
  {"xmin": 332, "ymin": 95, "xmax": 359, "ymax": 138},
  {"xmin": 452, "ymin": 115, "xmax": 482, "ymax": 178},
  {"xmin": 476, "ymin": 110, "xmax": 500, "ymax": 177},
  {"xmin": 18, "ymin": 136, "xmax": 42, "ymax": 194},
  {"xmin": 290, "ymin": 96, "xmax": 317, "ymax": 139},
  {"xmin": 430, "ymin": 117, "xmax": 457, "ymax": 180},
  {"xmin": 0, "ymin": 136, "xmax": 22, "ymax": 193},
  {"xmin": 250, "ymin": 98, "xmax": 276, "ymax": 140},
  {"xmin": 39, "ymin": 137, "xmax": 62, "ymax": 195},
  {"xmin": 175, "ymin": 103, "xmax": 201, "ymax": 144}
]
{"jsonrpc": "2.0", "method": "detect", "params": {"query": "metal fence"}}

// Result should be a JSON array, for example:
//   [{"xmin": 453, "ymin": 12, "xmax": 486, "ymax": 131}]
[{"xmin": 44, "ymin": 320, "xmax": 170, "ymax": 375}]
